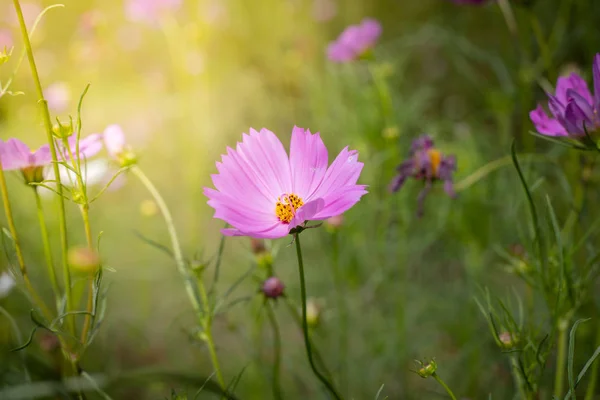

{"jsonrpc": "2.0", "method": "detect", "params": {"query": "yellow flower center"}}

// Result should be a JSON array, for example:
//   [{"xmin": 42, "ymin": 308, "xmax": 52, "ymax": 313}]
[
  {"xmin": 275, "ymin": 193, "xmax": 304, "ymax": 224},
  {"xmin": 427, "ymin": 149, "xmax": 442, "ymax": 176}
]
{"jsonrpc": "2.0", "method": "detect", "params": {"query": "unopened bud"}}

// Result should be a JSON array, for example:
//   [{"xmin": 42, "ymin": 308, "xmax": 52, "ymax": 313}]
[
  {"xmin": 52, "ymin": 117, "xmax": 74, "ymax": 139},
  {"xmin": 498, "ymin": 331, "xmax": 518, "ymax": 349},
  {"xmin": 22, "ymin": 166, "xmax": 45, "ymax": 184},
  {"xmin": 416, "ymin": 359, "xmax": 437, "ymax": 378},
  {"xmin": 250, "ymin": 238, "xmax": 266, "ymax": 254},
  {"xmin": 0, "ymin": 47, "xmax": 11, "ymax": 65},
  {"xmin": 325, "ymin": 214, "xmax": 344, "ymax": 231},
  {"xmin": 261, "ymin": 276, "xmax": 285, "ymax": 299},
  {"xmin": 117, "ymin": 149, "xmax": 138, "ymax": 168},
  {"xmin": 306, "ymin": 298, "xmax": 321, "ymax": 327},
  {"xmin": 68, "ymin": 246, "xmax": 100, "ymax": 273}
]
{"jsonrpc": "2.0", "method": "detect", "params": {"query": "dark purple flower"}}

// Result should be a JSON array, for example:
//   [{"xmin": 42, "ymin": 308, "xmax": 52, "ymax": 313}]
[
  {"xmin": 261, "ymin": 276, "xmax": 285, "ymax": 299},
  {"xmin": 327, "ymin": 18, "xmax": 382, "ymax": 63},
  {"xmin": 530, "ymin": 54, "xmax": 600, "ymax": 138},
  {"xmin": 389, "ymin": 135, "xmax": 456, "ymax": 216}
]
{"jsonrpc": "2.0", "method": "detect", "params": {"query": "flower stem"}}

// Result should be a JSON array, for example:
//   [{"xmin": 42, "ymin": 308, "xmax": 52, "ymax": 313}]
[
  {"xmin": 265, "ymin": 302, "xmax": 283, "ymax": 400},
  {"xmin": 12, "ymin": 0, "xmax": 74, "ymax": 337},
  {"xmin": 131, "ymin": 165, "xmax": 225, "ymax": 390},
  {"xmin": 33, "ymin": 188, "xmax": 61, "ymax": 311},
  {"xmin": 294, "ymin": 233, "xmax": 343, "ymax": 400},
  {"xmin": 79, "ymin": 204, "xmax": 95, "ymax": 344},
  {"xmin": 584, "ymin": 320, "xmax": 600, "ymax": 400},
  {"xmin": 555, "ymin": 319, "xmax": 569, "ymax": 398},
  {"xmin": 432, "ymin": 372, "xmax": 457, "ymax": 400}
]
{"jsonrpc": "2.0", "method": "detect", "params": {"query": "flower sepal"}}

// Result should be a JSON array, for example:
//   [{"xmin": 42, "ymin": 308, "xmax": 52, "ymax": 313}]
[
  {"xmin": 0, "ymin": 46, "xmax": 12, "ymax": 66},
  {"xmin": 21, "ymin": 166, "xmax": 45, "ymax": 184},
  {"xmin": 414, "ymin": 359, "xmax": 438, "ymax": 379}
]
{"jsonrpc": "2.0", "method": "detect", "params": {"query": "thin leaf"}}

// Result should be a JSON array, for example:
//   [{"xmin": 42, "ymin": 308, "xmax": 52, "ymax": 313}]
[
  {"xmin": 563, "ymin": 346, "xmax": 600, "ymax": 399},
  {"xmin": 567, "ymin": 319, "xmax": 591, "ymax": 399},
  {"xmin": 133, "ymin": 230, "xmax": 174, "ymax": 259}
]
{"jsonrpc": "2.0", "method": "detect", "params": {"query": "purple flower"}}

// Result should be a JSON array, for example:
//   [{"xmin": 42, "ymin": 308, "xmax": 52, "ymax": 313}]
[
  {"xmin": 205, "ymin": 127, "xmax": 367, "ymax": 239},
  {"xmin": 327, "ymin": 18, "xmax": 382, "ymax": 62},
  {"xmin": 530, "ymin": 54, "xmax": 600, "ymax": 137},
  {"xmin": 125, "ymin": 0, "xmax": 181, "ymax": 24},
  {"xmin": 389, "ymin": 135, "xmax": 456, "ymax": 216}
]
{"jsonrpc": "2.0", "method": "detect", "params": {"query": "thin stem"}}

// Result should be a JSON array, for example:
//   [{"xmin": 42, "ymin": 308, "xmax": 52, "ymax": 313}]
[
  {"xmin": 34, "ymin": 188, "xmax": 61, "ymax": 311},
  {"xmin": 198, "ymin": 278, "xmax": 226, "ymax": 390},
  {"xmin": 265, "ymin": 302, "xmax": 283, "ymax": 400},
  {"xmin": 510, "ymin": 355, "xmax": 530, "ymax": 400},
  {"xmin": 12, "ymin": 0, "xmax": 74, "ymax": 336},
  {"xmin": 584, "ymin": 321, "xmax": 600, "ymax": 400},
  {"xmin": 79, "ymin": 205, "xmax": 95, "ymax": 344},
  {"xmin": 555, "ymin": 320, "xmax": 569, "ymax": 398},
  {"xmin": 283, "ymin": 297, "xmax": 332, "ymax": 378},
  {"xmin": 131, "ymin": 165, "xmax": 225, "ymax": 390},
  {"xmin": 432, "ymin": 373, "xmax": 458, "ymax": 400},
  {"xmin": 294, "ymin": 234, "xmax": 343, "ymax": 400}
]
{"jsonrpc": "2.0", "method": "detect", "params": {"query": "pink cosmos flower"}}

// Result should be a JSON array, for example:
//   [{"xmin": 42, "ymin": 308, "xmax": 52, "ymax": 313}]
[
  {"xmin": 205, "ymin": 127, "xmax": 367, "ymax": 239},
  {"xmin": 44, "ymin": 82, "xmax": 71, "ymax": 114},
  {"xmin": 0, "ymin": 135, "xmax": 102, "ymax": 178},
  {"xmin": 103, "ymin": 124, "xmax": 126, "ymax": 159},
  {"xmin": 327, "ymin": 18, "xmax": 382, "ymax": 63}
]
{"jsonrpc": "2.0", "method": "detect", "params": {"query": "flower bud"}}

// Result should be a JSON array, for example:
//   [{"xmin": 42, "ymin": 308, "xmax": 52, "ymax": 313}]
[
  {"xmin": 0, "ymin": 46, "xmax": 11, "ymax": 65},
  {"xmin": 67, "ymin": 246, "xmax": 100, "ymax": 273},
  {"xmin": 498, "ymin": 331, "xmax": 518, "ymax": 349},
  {"xmin": 261, "ymin": 276, "xmax": 285, "ymax": 299},
  {"xmin": 306, "ymin": 298, "xmax": 321, "ymax": 327},
  {"xmin": 140, "ymin": 199, "xmax": 158, "ymax": 217},
  {"xmin": 416, "ymin": 359, "xmax": 437, "ymax": 378},
  {"xmin": 325, "ymin": 214, "xmax": 344, "ymax": 231},
  {"xmin": 250, "ymin": 238, "xmax": 266, "ymax": 255},
  {"xmin": 22, "ymin": 166, "xmax": 45, "ymax": 184},
  {"xmin": 52, "ymin": 117, "xmax": 74, "ymax": 139}
]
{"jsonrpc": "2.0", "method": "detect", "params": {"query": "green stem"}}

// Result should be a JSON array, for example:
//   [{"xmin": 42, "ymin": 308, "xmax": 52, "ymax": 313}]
[
  {"xmin": 266, "ymin": 302, "xmax": 283, "ymax": 400},
  {"xmin": 283, "ymin": 297, "xmax": 332, "ymax": 378},
  {"xmin": 555, "ymin": 320, "xmax": 569, "ymax": 398},
  {"xmin": 294, "ymin": 234, "xmax": 343, "ymax": 400},
  {"xmin": 131, "ymin": 165, "xmax": 225, "ymax": 390},
  {"xmin": 197, "ymin": 278, "xmax": 226, "ymax": 390},
  {"xmin": 510, "ymin": 355, "xmax": 530, "ymax": 400},
  {"xmin": 12, "ymin": 0, "xmax": 73, "ymax": 337},
  {"xmin": 584, "ymin": 321, "xmax": 600, "ymax": 400},
  {"xmin": 432, "ymin": 372, "xmax": 458, "ymax": 400},
  {"xmin": 33, "ymin": 189, "xmax": 60, "ymax": 311}
]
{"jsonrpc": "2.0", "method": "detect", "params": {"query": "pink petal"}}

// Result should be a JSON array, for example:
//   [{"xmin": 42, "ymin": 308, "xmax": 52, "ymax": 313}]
[
  {"xmin": 312, "ymin": 185, "xmax": 368, "ymax": 219},
  {"xmin": 289, "ymin": 198, "xmax": 325, "ymax": 227},
  {"xmin": 1, "ymin": 138, "xmax": 33, "ymax": 170},
  {"xmin": 556, "ymin": 73, "xmax": 593, "ymax": 106},
  {"xmin": 310, "ymin": 147, "xmax": 364, "ymax": 200},
  {"xmin": 289, "ymin": 126, "xmax": 328, "ymax": 199},
  {"xmin": 103, "ymin": 124, "xmax": 126, "ymax": 158},
  {"xmin": 529, "ymin": 105, "xmax": 567, "ymax": 136},
  {"xmin": 31, "ymin": 145, "xmax": 52, "ymax": 166}
]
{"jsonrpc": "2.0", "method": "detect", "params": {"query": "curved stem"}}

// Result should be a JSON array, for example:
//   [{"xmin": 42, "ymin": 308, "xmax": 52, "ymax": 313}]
[
  {"xmin": 294, "ymin": 234, "xmax": 343, "ymax": 400},
  {"xmin": 34, "ymin": 189, "xmax": 60, "ymax": 311},
  {"xmin": 432, "ymin": 372, "xmax": 457, "ymax": 400},
  {"xmin": 266, "ymin": 302, "xmax": 283, "ymax": 400},
  {"xmin": 131, "ymin": 165, "xmax": 226, "ymax": 390},
  {"xmin": 12, "ymin": 0, "xmax": 73, "ymax": 337}
]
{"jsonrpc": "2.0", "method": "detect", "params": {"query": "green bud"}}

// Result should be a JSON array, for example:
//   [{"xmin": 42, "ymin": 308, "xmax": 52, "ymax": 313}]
[
  {"xmin": 0, "ymin": 47, "xmax": 11, "ymax": 65},
  {"xmin": 52, "ymin": 117, "xmax": 74, "ymax": 139},
  {"xmin": 117, "ymin": 149, "xmax": 138, "ymax": 168},
  {"xmin": 21, "ymin": 166, "xmax": 45, "ymax": 184},
  {"xmin": 498, "ymin": 331, "xmax": 519, "ymax": 349},
  {"xmin": 68, "ymin": 246, "xmax": 100, "ymax": 273},
  {"xmin": 71, "ymin": 190, "xmax": 86, "ymax": 205},
  {"xmin": 416, "ymin": 359, "xmax": 437, "ymax": 378}
]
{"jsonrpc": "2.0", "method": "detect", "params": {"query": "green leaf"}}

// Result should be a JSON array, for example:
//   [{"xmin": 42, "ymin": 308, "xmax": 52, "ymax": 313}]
[{"xmin": 567, "ymin": 318, "xmax": 591, "ymax": 399}]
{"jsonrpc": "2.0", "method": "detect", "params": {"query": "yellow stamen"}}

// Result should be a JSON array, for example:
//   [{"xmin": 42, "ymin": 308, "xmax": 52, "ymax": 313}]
[
  {"xmin": 275, "ymin": 193, "xmax": 304, "ymax": 224},
  {"xmin": 427, "ymin": 149, "xmax": 442, "ymax": 176}
]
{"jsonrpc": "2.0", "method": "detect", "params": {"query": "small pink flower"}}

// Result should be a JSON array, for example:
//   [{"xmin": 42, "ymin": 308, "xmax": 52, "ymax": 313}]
[
  {"xmin": 103, "ymin": 124, "xmax": 126, "ymax": 159},
  {"xmin": 0, "ymin": 135, "xmax": 102, "ymax": 172},
  {"xmin": 205, "ymin": 126, "xmax": 367, "ymax": 239},
  {"xmin": 0, "ymin": 29, "xmax": 12, "ymax": 49},
  {"xmin": 327, "ymin": 18, "xmax": 382, "ymax": 62}
]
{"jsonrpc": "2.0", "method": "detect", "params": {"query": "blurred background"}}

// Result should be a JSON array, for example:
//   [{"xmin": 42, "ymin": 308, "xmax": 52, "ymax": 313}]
[{"xmin": 1, "ymin": 0, "xmax": 600, "ymax": 398}]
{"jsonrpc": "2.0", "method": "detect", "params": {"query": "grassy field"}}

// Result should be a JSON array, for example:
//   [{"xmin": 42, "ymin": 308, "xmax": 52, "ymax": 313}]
[{"xmin": 1, "ymin": 0, "xmax": 600, "ymax": 399}]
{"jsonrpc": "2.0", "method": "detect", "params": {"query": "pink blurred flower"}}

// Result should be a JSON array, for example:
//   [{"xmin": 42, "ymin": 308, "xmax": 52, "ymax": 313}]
[
  {"xmin": 0, "ymin": 29, "xmax": 13, "ymax": 49},
  {"xmin": 103, "ymin": 124, "xmax": 126, "ymax": 159},
  {"xmin": 44, "ymin": 82, "xmax": 70, "ymax": 113},
  {"xmin": 5, "ymin": 2, "xmax": 41, "ymax": 28},
  {"xmin": 0, "ymin": 135, "xmax": 102, "ymax": 172},
  {"xmin": 205, "ymin": 126, "xmax": 367, "ymax": 239},
  {"xmin": 125, "ymin": 0, "xmax": 182, "ymax": 24},
  {"xmin": 327, "ymin": 18, "xmax": 382, "ymax": 62}
]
